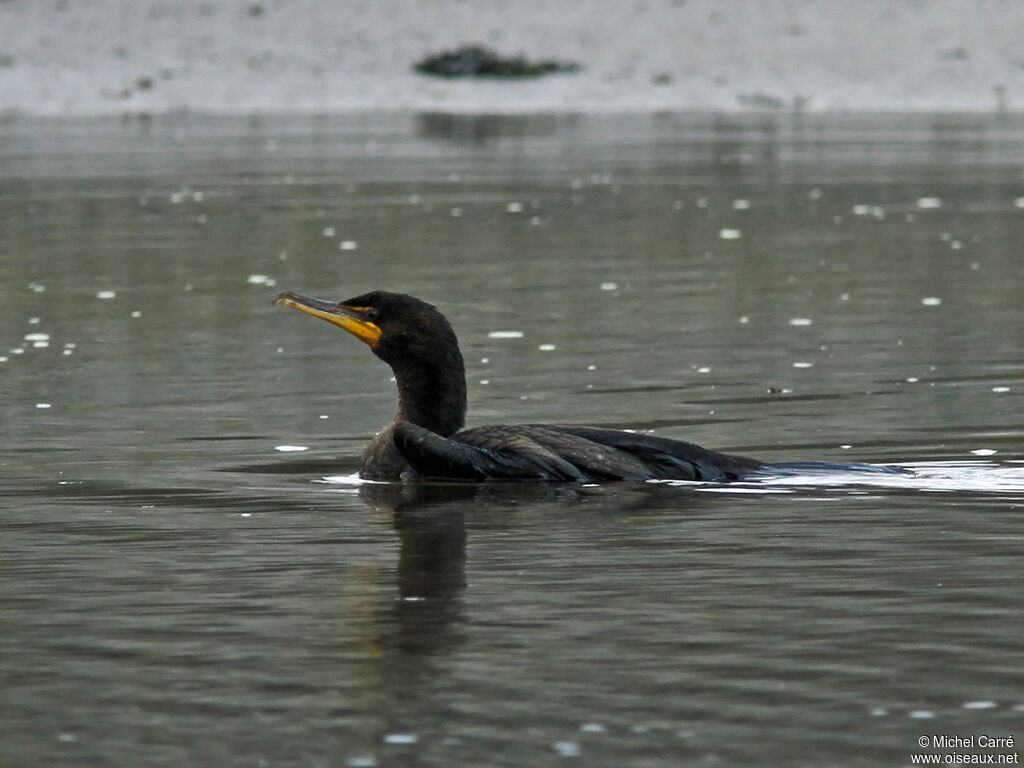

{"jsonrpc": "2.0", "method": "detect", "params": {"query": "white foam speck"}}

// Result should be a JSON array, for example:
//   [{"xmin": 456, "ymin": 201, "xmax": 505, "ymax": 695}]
[
  {"xmin": 921, "ymin": 296, "xmax": 942, "ymax": 306},
  {"xmin": 322, "ymin": 226, "xmax": 336, "ymax": 237},
  {"xmin": 870, "ymin": 707, "xmax": 889, "ymax": 717},
  {"xmin": 696, "ymin": 365, "xmax": 711, "ymax": 373},
  {"xmin": 450, "ymin": 206, "xmax": 462, "ymax": 217},
  {"xmin": 319, "ymin": 473, "xmax": 372, "ymax": 486},
  {"xmin": 24, "ymin": 332, "xmax": 50, "ymax": 342},
  {"xmin": 506, "ymin": 201, "xmax": 524, "ymax": 213},
  {"xmin": 383, "ymin": 733, "xmax": 418, "ymax": 745},
  {"xmin": 248, "ymin": 274, "xmax": 272, "ymax": 285},
  {"xmin": 788, "ymin": 317, "xmax": 813, "ymax": 326},
  {"xmin": 719, "ymin": 227, "xmax": 741, "ymax": 240},
  {"xmin": 600, "ymin": 281, "xmax": 618, "ymax": 291},
  {"xmin": 731, "ymin": 199, "xmax": 751, "ymax": 210},
  {"xmin": 1014, "ymin": 197, "xmax": 1024, "ymax": 209},
  {"xmin": 971, "ymin": 449, "xmax": 997, "ymax": 456},
  {"xmin": 909, "ymin": 710, "xmax": 935, "ymax": 719},
  {"xmin": 274, "ymin": 445, "xmax": 308, "ymax": 452},
  {"xmin": 580, "ymin": 723, "xmax": 606, "ymax": 733},
  {"xmin": 36, "ymin": 403, "xmax": 51, "ymax": 409},
  {"xmin": 852, "ymin": 204, "xmax": 872, "ymax": 215},
  {"xmin": 963, "ymin": 700, "xmax": 998, "ymax": 710},
  {"xmin": 587, "ymin": 364, "xmax": 596, "ymax": 371},
  {"xmin": 0, "ymin": 356, "xmax": 8, "ymax": 362},
  {"xmin": 552, "ymin": 741, "xmax": 581, "ymax": 757},
  {"xmin": 906, "ymin": 377, "xmax": 919, "ymax": 383},
  {"xmin": 793, "ymin": 361, "xmax": 813, "ymax": 368},
  {"xmin": 319, "ymin": 414, "xmax": 329, "ymax": 419},
  {"xmin": 131, "ymin": 310, "xmax": 142, "ymax": 318},
  {"xmin": 992, "ymin": 386, "xmax": 1010, "ymax": 393},
  {"xmin": 917, "ymin": 196, "xmax": 942, "ymax": 209},
  {"xmin": 96, "ymin": 290, "xmax": 117, "ymax": 300},
  {"xmin": 28, "ymin": 317, "xmax": 40, "ymax": 324},
  {"xmin": 339, "ymin": 240, "xmax": 358, "ymax": 250},
  {"xmin": 347, "ymin": 758, "xmax": 377, "ymax": 768},
  {"xmin": 738, "ymin": 315, "xmax": 750, "ymax": 324},
  {"xmin": 488, "ymin": 330, "xmax": 524, "ymax": 339},
  {"xmin": 538, "ymin": 343, "xmax": 556, "ymax": 351},
  {"xmin": 29, "ymin": 282, "xmax": 46, "ymax": 293}
]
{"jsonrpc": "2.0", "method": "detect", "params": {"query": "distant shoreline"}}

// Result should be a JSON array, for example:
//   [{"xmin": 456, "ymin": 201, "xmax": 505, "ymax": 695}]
[{"xmin": 1, "ymin": 0, "xmax": 1021, "ymax": 115}]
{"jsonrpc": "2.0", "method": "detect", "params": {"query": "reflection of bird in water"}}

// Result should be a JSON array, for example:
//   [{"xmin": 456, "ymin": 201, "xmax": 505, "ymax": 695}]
[{"xmin": 275, "ymin": 290, "xmax": 897, "ymax": 482}]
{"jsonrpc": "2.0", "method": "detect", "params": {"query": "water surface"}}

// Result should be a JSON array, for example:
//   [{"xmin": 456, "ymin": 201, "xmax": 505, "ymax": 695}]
[{"xmin": 2, "ymin": 113, "xmax": 1023, "ymax": 767}]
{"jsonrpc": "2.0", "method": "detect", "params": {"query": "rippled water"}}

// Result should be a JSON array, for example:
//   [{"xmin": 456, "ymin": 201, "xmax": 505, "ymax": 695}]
[{"xmin": 2, "ymin": 113, "xmax": 1024, "ymax": 767}]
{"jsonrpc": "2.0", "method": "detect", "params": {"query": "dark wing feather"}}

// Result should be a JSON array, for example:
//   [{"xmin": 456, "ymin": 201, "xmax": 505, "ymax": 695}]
[
  {"xmin": 393, "ymin": 423, "xmax": 590, "ymax": 481},
  {"xmin": 455, "ymin": 425, "xmax": 653, "ymax": 481},
  {"xmin": 392, "ymin": 422, "xmax": 761, "ymax": 482},
  {"xmin": 527, "ymin": 425, "xmax": 764, "ymax": 481}
]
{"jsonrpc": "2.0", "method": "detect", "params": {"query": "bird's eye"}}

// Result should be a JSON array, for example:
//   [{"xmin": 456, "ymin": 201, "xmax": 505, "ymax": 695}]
[{"xmin": 365, "ymin": 308, "xmax": 380, "ymax": 322}]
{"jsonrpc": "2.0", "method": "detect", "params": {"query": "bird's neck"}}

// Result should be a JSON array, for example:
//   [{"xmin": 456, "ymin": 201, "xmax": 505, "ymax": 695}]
[{"xmin": 392, "ymin": 354, "xmax": 467, "ymax": 437}]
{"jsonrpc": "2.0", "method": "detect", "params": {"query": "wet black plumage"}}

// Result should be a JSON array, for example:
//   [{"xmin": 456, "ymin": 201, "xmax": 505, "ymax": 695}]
[
  {"xmin": 392, "ymin": 423, "xmax": 762, "ymax": 482},
  {"xmin": 274, "ymin": 289, "xmax": 771, "ymax": 482}
]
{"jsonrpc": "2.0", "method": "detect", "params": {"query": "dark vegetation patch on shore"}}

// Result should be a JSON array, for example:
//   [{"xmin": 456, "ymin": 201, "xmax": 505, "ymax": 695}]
[{"xmin": 414, "ymin": 44, "xmax": 581, "ymax": 79}]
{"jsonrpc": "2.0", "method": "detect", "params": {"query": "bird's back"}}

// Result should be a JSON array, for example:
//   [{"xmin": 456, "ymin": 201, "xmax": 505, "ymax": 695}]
[{"xmin": 392, "ymin": 422, "xmax": 764, "ymax": 482}]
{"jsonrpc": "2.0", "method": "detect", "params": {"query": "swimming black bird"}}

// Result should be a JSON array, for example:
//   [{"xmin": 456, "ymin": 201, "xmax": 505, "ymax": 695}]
[
  {"xmin": 273, "ymin": 289, "xmax": 781, "ymax": 482},
  {"xmin": 274, "ymin": 290, "xmax": 912, "ymax": 483}
]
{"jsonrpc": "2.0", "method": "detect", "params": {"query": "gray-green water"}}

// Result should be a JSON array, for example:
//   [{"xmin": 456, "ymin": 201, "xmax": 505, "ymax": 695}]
[{"xmin": 2, "ymin": 113, "xmax": 1023, "ymax": 767}]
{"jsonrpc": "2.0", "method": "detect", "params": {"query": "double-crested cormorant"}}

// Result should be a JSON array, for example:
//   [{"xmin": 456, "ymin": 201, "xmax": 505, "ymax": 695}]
[{"xmin": 274, "ymin": 289, "xmax": 774, "ymax": 482}]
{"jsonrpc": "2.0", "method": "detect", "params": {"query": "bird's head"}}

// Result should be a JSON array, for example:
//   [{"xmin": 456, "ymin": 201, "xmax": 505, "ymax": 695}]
[{"xmin": 274, "ymin": 289, "xmax": 462, "ymax": 371}]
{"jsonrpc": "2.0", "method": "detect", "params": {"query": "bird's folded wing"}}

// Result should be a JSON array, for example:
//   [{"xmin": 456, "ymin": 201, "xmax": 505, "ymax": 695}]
[
  {"xmin": 532, "ymin": 425, "xmax": 764, "ymax": 481},
  {"xmin": 393, "ymin": 422, "xmax": 760, "ymax": 481},
  {"xmin": 393, "ymin": 423, "xmax": 591, "ymax": 481}
]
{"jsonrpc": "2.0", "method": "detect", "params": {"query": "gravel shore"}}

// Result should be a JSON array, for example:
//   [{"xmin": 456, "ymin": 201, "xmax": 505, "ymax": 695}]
[{"xmin": 1, "ymin": 0, "xmax": 1021, "ymax": 114}]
